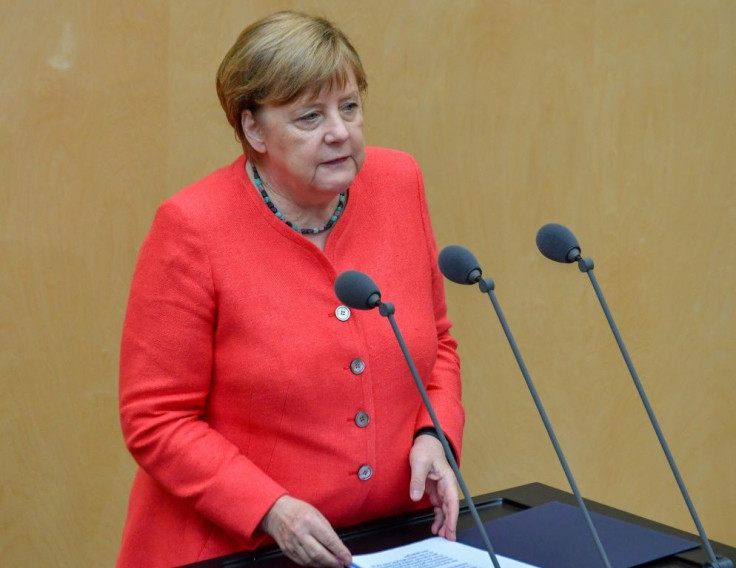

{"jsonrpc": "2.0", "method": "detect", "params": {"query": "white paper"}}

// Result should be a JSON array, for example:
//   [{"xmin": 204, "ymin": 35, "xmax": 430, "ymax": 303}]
[{"xmin": 351, "ymin": 537, "xmax": 538, "ymax": 568}]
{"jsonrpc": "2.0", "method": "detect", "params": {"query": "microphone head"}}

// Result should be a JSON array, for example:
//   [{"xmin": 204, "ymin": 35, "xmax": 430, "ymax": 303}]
[
  {"xmin": 536, "ymin": 223, "xmax": 581, "ymax": 263},
  {"xmin": 438, "ymin": 245, "xmax": 483, "ymax": 285},
  {"xmin": 334, "ymin": 270, "xmax": 381, "ymax": 310}
]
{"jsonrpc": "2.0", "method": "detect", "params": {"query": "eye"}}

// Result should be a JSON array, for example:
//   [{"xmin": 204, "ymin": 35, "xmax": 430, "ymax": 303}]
[
  {"xmin": 340, "ymin": 101, "xmax": 361, "ymax": 121},
  {"xmin": 342, "ymin": 101, "xmax": 360, "ymax": 114},
  {"xmin": 297, "ymin": 111, "xmax": 320, "ymax": 125}
]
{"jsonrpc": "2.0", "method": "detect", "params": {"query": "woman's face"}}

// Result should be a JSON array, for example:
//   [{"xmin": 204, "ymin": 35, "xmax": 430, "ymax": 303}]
[{"xmin": 243, "ymin": 73, "xmax": 365, "ymax": 205}]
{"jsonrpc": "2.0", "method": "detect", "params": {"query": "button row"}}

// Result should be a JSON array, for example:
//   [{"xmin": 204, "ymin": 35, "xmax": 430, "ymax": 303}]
[
  {"xmin": 334, "ymin": 307, "xmax": 366, "ymax": 377},
  {"xmin": 336, "ymin": 305, "xmax": 371, "ymax": 481},
  {"xmin": 355, "ymin": 409, "xmax": 370, "ymax": 480}
]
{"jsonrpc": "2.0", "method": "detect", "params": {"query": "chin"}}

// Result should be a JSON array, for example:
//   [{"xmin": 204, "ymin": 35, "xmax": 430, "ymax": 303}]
[{"xmin": 320, "ymin": 169, "xmax": 358, "ymax": 192}]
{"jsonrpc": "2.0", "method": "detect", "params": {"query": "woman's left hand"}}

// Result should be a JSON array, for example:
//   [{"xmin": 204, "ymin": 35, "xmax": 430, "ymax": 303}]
[{"xmin": 408, "ymin": 433, "xmax": 459, "ymax": 540}]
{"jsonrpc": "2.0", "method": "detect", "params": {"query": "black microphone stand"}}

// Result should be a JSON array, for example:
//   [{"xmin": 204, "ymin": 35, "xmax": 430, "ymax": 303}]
[
  {"xmin": 575, "ymin": 255, "xmax": 733, "ymax": 568},
  {"xmin": 377, "ymin": 300, "xmax": 503, "ymax": 568},
  {"xmin": 474, "ymin": 276, "xmax": 612, "ymax": 568}
]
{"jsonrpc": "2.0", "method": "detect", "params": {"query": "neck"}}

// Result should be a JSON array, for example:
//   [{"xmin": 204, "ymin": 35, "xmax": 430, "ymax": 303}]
[{"xmin": 248, "ymin": 161, "xmax": 347, "ymax": 237}]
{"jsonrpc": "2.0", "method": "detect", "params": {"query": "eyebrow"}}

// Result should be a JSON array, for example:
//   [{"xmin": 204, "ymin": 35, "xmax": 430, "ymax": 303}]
[{"xmin": 291, "ymin": 89, "xmax": 361, "ymax": 111}]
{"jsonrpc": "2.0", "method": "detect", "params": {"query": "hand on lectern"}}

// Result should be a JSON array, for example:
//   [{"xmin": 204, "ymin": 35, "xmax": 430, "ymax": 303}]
[
  {"xmin": 259, "ymin": 495, "xmax": 353, "ymax": 567},
  {"xmin": 409, "ymin": 434, "xmax": 460, "ymax": 541}
]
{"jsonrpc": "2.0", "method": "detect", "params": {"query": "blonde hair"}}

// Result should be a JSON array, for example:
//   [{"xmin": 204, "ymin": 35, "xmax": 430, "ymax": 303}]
[{"xmin": 216, "ymin": 11, "xmax": 367, "ymax": 159}]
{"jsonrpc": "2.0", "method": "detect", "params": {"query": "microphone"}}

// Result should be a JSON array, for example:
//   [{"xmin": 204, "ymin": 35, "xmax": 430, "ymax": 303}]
[
  {"xmin": 536, "ymin": 223, "xmax": 733, "ymax": 568},
  {"xmin": 333, "ymin": 269, "xmax": 382, "ymax": 309},
  {"xmin": 535, "ymin": 222, "xmax": 581, "ymax": 263},
  {"xmin": 438, "ymin": 245, "xmax": 613, "ymax": 568},
  {"xmin": 438, "ymin": 245, "xmax": 483, "ymax": 285},
  {"xmin": 334, "ymin": 270, "xmax": 504, "ymax": 568}
]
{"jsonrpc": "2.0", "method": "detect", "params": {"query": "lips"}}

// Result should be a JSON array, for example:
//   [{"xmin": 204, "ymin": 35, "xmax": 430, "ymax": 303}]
[{"xmin": 322, "ymin": 156, "xmax": 349, "ymax": 166}]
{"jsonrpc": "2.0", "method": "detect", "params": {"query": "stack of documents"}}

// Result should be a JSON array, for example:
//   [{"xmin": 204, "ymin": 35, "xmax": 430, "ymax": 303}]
[{"xmin": 352, "ymin": 536, "xmax": 538, "ymax": 568}]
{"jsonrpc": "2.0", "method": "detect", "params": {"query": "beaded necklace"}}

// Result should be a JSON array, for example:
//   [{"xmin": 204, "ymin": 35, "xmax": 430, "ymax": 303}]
[{"xmin": 251, "ymin": 164, "xmax": 347, "ymax": 235}]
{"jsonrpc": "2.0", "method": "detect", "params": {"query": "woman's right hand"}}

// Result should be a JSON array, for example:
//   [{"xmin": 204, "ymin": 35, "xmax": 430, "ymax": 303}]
[{"xmin": 259, "ymin": 495, "xmax": 352, "ymax": 567}]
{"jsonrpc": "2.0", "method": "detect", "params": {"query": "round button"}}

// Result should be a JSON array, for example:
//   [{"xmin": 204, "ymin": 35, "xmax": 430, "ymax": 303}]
[
  {"xmin": 350, "ymin": 358, "xmax": 366, "ymax": 375},
  {"xmin": 335, "ymin": 305, "xmax": 351, "ymax": 321},
  {"xmin": 354, "ymin": 411, "xmax": 370, "ymax": 428},
  {"xmin": 357, "ymin": 465, "xmax": 373, "ymax": 481}
]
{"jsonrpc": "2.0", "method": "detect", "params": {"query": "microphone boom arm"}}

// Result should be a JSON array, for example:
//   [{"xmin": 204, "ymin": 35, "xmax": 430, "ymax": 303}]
[
  {"xmin": 377, "ymin": 302, "xmax": 503, "ymax": 568},
  {"xmin": 477, "ymin": 277, "xmax": 613, "ymax": 568},
  {"xmin": 577, "ymin": 256, "xmax": 732, "ymax": 568}
]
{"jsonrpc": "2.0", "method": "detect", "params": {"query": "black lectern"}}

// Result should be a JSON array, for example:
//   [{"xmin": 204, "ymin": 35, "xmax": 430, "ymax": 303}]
[{"xmin": 181, "ymin": 483, "xmax": 734, "ymax": 568}]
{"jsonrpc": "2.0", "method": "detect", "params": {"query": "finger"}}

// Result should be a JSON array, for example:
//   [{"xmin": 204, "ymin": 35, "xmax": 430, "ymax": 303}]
[
  {"xmin": 431, "ymin": 503, "xmax": 446, "ymax": 536},
  {"xmin": 318, "ymin": 531, "xmax": 352, "ymax": 566},
  {"xmin": 288, "ymin": 534, "xmax": 343, "ymax": 568},
  {"xmin": 409, "ymin": 459, "xmax": 431, "ymax": 501},
  {"xmin": 443, "ymin": 505, "xmax": 459, "ymax": 540},
  {"xmin": 440, "ymin": 478, "xmax": 460, "ymax": 539},
  {"xmin": 308, "ymin": 516, "xmax": 352, "ymax": 566},
  {"xmin": 426, "ymin": 475, "xmax": 459, "ymax": 540},
  {"xmin": 439, "ymin": 498, "xmax": 459, "ymax": 541}
]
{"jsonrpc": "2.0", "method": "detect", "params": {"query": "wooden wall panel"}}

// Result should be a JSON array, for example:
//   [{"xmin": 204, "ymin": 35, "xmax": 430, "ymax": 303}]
[
  {"xmin": 2, "ymin": 1, "xmax": 734, "ymax": 565},
  {"xmin": 0, "ymin": 1, "xmax": 168, "ymax": 564}
]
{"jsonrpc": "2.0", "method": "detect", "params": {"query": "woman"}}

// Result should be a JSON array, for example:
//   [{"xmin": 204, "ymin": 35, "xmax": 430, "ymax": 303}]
[{"xmin": 117, "ymin": 11, "xmax": 464, "ymax": 568}]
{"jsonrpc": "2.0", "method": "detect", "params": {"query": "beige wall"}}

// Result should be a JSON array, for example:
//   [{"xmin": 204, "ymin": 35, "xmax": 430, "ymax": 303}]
[{"xmin": 2, "ymin": 1, "xmax": 734, "ymax": 565}]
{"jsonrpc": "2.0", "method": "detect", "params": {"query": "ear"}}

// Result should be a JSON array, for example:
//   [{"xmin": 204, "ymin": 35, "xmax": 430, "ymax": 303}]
[{"xmin": 241, "ymin": 110, "xmax": 266, "ymax": 153}]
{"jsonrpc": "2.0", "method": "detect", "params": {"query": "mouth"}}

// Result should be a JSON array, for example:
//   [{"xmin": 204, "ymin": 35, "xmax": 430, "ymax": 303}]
[{"xmin": 321, "ymin": 156, "xmax": 350, "ymax": 166}]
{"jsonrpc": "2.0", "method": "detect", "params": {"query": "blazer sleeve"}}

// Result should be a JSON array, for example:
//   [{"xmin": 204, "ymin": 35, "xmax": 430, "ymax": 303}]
[
  {"xmin": 119, "ymin": 200, "xmax": 287, "ymax": 541},
  {"xmin": 409, "ymin": 158, "xmax": 466, "ymax": 460}
]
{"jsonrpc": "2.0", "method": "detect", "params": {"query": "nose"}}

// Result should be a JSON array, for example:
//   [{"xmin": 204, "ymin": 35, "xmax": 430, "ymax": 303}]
[{"xmin": 323, "ymin": 111, "xmax": 350, "ymax": 144}]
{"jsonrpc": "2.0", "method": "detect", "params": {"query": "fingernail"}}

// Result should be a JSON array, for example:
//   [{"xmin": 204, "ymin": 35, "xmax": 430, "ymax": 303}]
[{"xmin": 411, "ymin": 490, "xmax": 422, "ymax": 500}]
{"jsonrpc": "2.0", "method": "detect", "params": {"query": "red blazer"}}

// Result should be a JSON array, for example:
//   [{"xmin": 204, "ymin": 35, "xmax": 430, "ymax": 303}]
[{"xmin": 117, "ymin": 147, "xmax": 464, "ymax": 567}]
